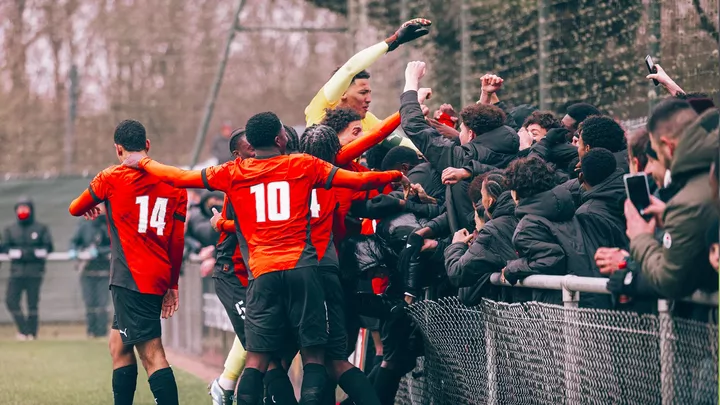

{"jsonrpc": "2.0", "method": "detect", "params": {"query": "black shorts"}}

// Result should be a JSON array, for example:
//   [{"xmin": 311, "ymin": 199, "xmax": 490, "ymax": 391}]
[
  {"xmin": 319, "ymin": 266, "xmax": 348, "ymax": 360},
  {"xmin": 213, "ymin": 271, "xmax": 247, "ymax": 347},
  {"xmin": 245, "ymin": 266, "xmax": 327, "ymax": 353},
  {"xmin": 111, "ymin": 285, "xmax": 163, "ymax": 346}
]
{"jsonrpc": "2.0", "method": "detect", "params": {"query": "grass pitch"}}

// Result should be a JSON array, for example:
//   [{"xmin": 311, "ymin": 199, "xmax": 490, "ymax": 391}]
[{"xmin": 0, "ymin": 338, "xmax": 211, "ymax": 405}]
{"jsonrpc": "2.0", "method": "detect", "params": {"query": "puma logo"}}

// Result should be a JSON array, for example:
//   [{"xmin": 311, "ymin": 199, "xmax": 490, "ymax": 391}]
[{"xmin": 119, "ymin": 328, "xmax": 128, "ymax": 338}]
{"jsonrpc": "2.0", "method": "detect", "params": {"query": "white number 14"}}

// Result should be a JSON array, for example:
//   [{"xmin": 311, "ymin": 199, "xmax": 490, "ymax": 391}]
[{"xmin": 136, "ymin": 196, "xmax": 168, "ymax": 235}]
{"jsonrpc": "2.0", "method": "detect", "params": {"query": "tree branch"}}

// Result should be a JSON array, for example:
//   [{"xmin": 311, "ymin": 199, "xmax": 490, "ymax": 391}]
[{"xmin": 692, "ymin": 0, "xmax": 719, "ymax": 43}]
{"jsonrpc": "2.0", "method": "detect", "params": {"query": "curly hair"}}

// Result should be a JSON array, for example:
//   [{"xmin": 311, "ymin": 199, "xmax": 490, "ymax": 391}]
[
  {"xmin": 523, "ymin": 110, "xmax": 562, "ymax": 131},
  {"xmin": 284, "ymin": 125, "xmax": 300, "ymax": 153},
  {"xmin": 459, "ymin": 104, "xmax": 506, "ymax": 136},
  {"xmin": 245, "ymin": 112, "xmax": 282, "ymax": 148},
  {"xmin": 468, "ymin": 169, "xmax": 508, "ymax": 205},
  {"xmin": 578, "ymin": 115, "xmax": 626, "ymax": 152},
  {"xmin": 580, "ymin": 148, "xmax": 617, "ymax": 187},
  {"xmin": 321, "ymin": 107, "xmax": 362, "ymax": 135},
  {"xmin": 300, "ymin": 125, "xmax": 340, "ymax": 164},
  {"xmin": 505, "ymin": 156, "xmax": 556, "ymax": 199}
]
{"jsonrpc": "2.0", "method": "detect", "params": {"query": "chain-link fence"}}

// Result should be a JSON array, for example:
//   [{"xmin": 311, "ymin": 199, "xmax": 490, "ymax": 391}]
[{"xmin": 395, "ymin": 297, "xmax": 718, "ymax": 405}]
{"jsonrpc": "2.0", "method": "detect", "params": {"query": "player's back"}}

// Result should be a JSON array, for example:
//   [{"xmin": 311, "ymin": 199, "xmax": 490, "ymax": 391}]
[
  {"xmin": 309, "ymin": 187, "xmax": 339, "ymax": 267},
  {"xmin": 91, "ymin": 165, "xmax": 187, "ymax": 295},
  {"xmin": 225, "ymin": 153, "xmax": 334, "ymax": 278}
]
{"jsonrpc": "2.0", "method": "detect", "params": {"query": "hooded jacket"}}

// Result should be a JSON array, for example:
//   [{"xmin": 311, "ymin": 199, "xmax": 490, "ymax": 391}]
[
  {"xmin": 444, "ymin": 192, "xmax": 521, "ymax": 306},
  {"xmin": 1, "ymin": 198, "xmax": 54, "ymax": 277},
  {"xmin": 576, "ymin": 169, "xmax": 629, "ymax": 252},
  {"xmin": 630, "ymin": 109, "xmax": 719, "ymax": 298},
  {"xmin": 504, "ymin": 186, "xmax": 594, "ymax": 305},
  {"xmin": 69, "ymin": 214, "xmax": 112, "ymax": 273},
  {"xmin": 185, "ymin": 191, "xmax": 222, "ymax": 253},
  {"xmin": 528, "ymin": 128, "xmax": 579, "ymax": 175}
]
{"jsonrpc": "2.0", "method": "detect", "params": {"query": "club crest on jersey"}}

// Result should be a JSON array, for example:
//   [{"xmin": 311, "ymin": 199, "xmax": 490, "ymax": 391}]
[{"xmin": 31, "ymin": 232, "xmax": 38, "ymax": 240}]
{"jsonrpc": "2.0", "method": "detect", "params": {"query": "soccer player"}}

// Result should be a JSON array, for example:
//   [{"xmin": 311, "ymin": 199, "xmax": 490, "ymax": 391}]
[
  {"xmin": 122, "ymin": 111, "xmax": 407, "ymax": 405},
  {"xmin": 305, "ymin": 18, "xmax": 432, "ymax": 153},
  {"xmin": 207, "ymin": 128, "xmax": 254, "ymax": 405},
  {"xmin": 68, "ymin": 120, "xmax": 187, "ymax": 405}
]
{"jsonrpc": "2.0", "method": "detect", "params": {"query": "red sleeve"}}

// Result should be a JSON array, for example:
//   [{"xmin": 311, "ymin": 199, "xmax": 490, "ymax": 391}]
[
  {"xmin": 216, "ymin": 195, "xmax": 235, "ymax": 233},
  {"xmin": 69, "ymin": 171, "xmax": 108, "ymax": 216},
  {"xmin": 335, "ymin": 112, "xmax": 401, "ymax": 166},
  {"xmin": 139, "ymin": 157, "xmax": 233, "ymax": 191},
  {"xmin": 330, "ymin": 168, "xmax": 403, "ymax": 191},
  {"xmin": 169, "ymin": 190, "xmax": 188, "ymax": 290}
]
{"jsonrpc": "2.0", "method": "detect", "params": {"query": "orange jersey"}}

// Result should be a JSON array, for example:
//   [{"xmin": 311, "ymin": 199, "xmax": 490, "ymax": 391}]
[
  {"xmin": 69, "ymin": 165, "xmax": 187, "ymax": 295},
  {"xmin": 137, "ymin": 154, "xmax": 402, "ymax": 279},
  {"xmin": 310, "ymin": 188, "xmax": 340, "ymax": 268}
]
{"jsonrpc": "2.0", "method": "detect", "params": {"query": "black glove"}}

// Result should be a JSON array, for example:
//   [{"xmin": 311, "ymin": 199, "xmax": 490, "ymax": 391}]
[
  {"xmin": 544, "ymin": 128, "xmax": 571, "ymax": 145},
  {"xmin": 606, "ymin": 266, "xmax": 638, "ymax": 307},
  {"xmin": 369, "ymin": 194, "xmax": 402, "ymax": 212},
  {"xmin": 386, "ymin": 18, "xmax": 432, "ymax": 52}
]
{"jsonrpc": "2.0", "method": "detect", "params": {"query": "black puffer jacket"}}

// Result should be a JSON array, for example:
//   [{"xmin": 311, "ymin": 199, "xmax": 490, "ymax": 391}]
[
  {"xmin": 1, "ymin": 198, "xmax": 54, "ymax": 277},
  {"xmin": 504, "ymin": 186, "xmax": 594, "ymax": 305},
  {"xmin": 400, "ymin": 90, "xmax": 520, "ymax": 172},
  {"xmin": 528, "ymin": 128, "xmax": 578, "ymax": 175},
  {"xmin": 444, "ymin": 192, "xmax": 524, "ymax": 306},
  {"xmin": 185, "ymin": 191, "xmax": 222, "ymax": 254},
  {"xmin": 69, "ymin": 215, "xmax": 112, "ymax": 272},
  {"xmin": 576, "ymin": 169, "xmax": 629, "ymax": 252}
]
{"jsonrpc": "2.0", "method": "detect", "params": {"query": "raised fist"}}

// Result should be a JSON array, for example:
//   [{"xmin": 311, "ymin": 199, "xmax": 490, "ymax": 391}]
[
  {"xmin": 386, "ymin": 18, "xmax": 432, "ymax": 52},
  {"xmin": 405, "ymin": 61, "xmax": 426, "ymax": 82},
  {"xmin": 481, "ymin": 74, "xmax": 504, "ymax": 94}
]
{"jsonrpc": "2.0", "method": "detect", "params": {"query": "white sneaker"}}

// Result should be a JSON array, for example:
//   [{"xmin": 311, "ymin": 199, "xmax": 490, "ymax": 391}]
[
  {"xmin": 16, "ymin": 334, "xmax": 27, "ymax": 341},
  {"xmin": 26, "ymin": 335, "xmax": 36, "ymax": 341},
  {"xmin": 209, "ymin": 378, "xmax": 235, "ymax": 405}
]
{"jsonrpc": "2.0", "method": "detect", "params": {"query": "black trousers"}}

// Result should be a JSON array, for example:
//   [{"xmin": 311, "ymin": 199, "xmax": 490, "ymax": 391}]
[
  {"xmin": 80, "ymin": 271, "xmax": 110, "ymax": 337},
  {"xmin": 5, "ymin": 275, "xmax": 43, "ymax": 337}
]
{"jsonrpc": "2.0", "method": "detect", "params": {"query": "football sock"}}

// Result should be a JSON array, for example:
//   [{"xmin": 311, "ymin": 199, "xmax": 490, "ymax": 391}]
[
  {"xmin": 367, "ymin": 363, "xmax": 381, "ymax": 384},
  {"xmin": 373, "ymin": 367, "xmax": 402, "ymax": 405},
  {"xmin": 338, "ymin": 367, "xmax": 381, "ymax": 405},
  {"xmin": 148, "ymin": 367, "xmax": 179, "ymax": 405},
  {"xmin": 236, "ymin": 368, "xmax": 264, "ymax": 405},
  {"xmin": 219, "ymin": 336, "xmax": 246, "ymax": 390},
  {"xmin": 112, "ymin": 364, "xmax": 138, "ymax": 405},
  {"xmin": 300, "ymin": 363, "xmax": 327, "ymax": 405},
  {"xmin": 264, "ymin": 368, "xmax": 297, "ymax": 405},
  {"xmin": 320, "ymin": 379, "xmax": 336, "ymax": 405}
]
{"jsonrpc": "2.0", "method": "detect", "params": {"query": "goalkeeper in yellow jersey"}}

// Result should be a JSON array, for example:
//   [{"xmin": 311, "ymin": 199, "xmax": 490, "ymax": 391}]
[{"xmin": 305, "ymin": 18, "xmax": 431, "ymax": 154}]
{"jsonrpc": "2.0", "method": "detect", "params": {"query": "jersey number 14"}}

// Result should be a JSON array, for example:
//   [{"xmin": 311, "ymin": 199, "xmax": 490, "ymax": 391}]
[
  {"xmin": 250, "ymin": 181, "xmax": 320, "ymax": 223},
  {"xmin": 136, "ymin": 196, "xmax": 168, "ymax": 235}
]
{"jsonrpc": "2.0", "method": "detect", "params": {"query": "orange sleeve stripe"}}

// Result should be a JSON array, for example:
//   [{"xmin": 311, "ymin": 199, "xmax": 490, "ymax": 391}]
[
  {"xmin": 69, "ymin": 189, "xmax": 99, "ymax": 216},
  {"xmin": 335, "ymin": 112, "xmax": 401, "ymax": 166},
  {"xmin": 217, "ymin": 218, "xmax": 236, "ymax": 233},
  {"xmin": 139, "ymin": 157, "xmax": 206, "ymax": 189}
]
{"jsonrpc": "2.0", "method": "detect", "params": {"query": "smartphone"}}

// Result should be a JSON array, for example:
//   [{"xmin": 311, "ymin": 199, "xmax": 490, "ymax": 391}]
[
  {"xmin": 624, "ymin": 173, "xmax": 653, "ymax": 221},
  {"xmin": 645, "ymin": 55, "xmax": 659, "ymax": 86}
]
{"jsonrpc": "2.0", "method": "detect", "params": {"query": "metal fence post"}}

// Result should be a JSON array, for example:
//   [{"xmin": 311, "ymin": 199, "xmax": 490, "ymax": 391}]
[
  {"xmin": 658, "ymin": 299, "xmax": 675, "ymax": 405},
  {"xmin": 562, "ymin": 284, "xmax": 579, "ymax": 405},
  {"xmin": 485, "ymin": 314, "xmax": 497, "ymax": 405}
]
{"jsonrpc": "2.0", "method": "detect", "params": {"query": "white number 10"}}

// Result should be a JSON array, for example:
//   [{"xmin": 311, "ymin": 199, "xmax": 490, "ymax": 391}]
[
  {"xmin": 250, "ymin": 181, "xmax": 321, "ymax": 222},
  {"xmin": 136, "ymin": 196, "xmax": 168, "ymax": 235}
]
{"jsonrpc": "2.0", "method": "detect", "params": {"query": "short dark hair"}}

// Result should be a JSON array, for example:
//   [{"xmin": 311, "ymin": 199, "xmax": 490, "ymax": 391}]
[
  {"xmin": 300, "ymin": 125, "xmax": 340, "ymax": 164},
  {"xmin": 284, "ymin": 125, "xmax": 300, "ymax": 153},
  {"xmin": 333, "ymin": 67, "xmax": 370, "ymax": 84},
  {"xmin": 321, "ymin": 108, "xmax": 362, "ymax": 135},
  {"xmin": 380, "ymin": 146, "xmax": 419, "ymax": 171},
  {"xmin": 647, "ymin": 98, "xmax": 696, "ymax": 139},
  {"xmin": 523, "ymin": 110, "xmax": 562, "ymax": 131},
  {"xmin": 578, "ymin": 115, "xmax": 626, "ymax": 152},
  {"xmin": 245, "ymin": 112, "xmax": 282, "ymax": 148},
  {"xmin": 580, "ymin": 148, "xmax": 617, "ymax": 187},
  {"xmin": 228, "ymin": 128, "xmax": 246, "ymax": 153},
  {"xmin": 468, "ymin": 169, "xmax": 507, "ymax": 205},
  {"xmin": 365, "ymin": 145, "xmax": 389, "ymax": 171},
  {"xmin": 566, "ymin": 103, "xmax": 602, "ymax": 126},
  {"xmin": 114, "ymin": 119, "xmax": 147, "ymax": 152},
  {"xmin": 460, "ymin": 104, "xmax": 506, "ymax": 135},
  {"xmin": 627, "ymin": 128, "xmax": 650, "ymax": 171},
  {"xmin": 505, "ymin": 156, "xmax": 556, "ymax": 199}
]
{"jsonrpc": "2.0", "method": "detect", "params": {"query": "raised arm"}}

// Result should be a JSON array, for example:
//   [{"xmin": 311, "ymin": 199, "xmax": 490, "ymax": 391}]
[
  {"xmin": 329, "ymin": 168, "xmax": 404, "ymax": 191},
  {"xmin": 135, "ymin": 157, "xmax": 206, "ymax": 189},
  {"xmin": 335, "ymin": 112, "xmax": 401, "ymax": 166}
]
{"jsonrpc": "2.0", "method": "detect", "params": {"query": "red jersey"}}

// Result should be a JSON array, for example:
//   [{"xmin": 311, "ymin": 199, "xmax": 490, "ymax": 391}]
[
  {"xmin": 213, "ymin": 197, "xmax": 248, "ymax": 286},
  {"xmin": 310, "ymin": 188, "xmax": 341, "ymax": 268},
  {"xmin": 201, "ymin": 154, "xmax": 339, "ymax": 278},
  {"xmin": 70, "ymin": 165, "xmax": 187, "ymax": 295}
]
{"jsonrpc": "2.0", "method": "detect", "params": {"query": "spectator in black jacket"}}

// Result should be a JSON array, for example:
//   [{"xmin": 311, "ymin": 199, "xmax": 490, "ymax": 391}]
[
  {"xmin": 68, "ymin": 204, "xmax": 112, "ymax": 338},
  {"xmin": 502, "ymin": 157, "xmax": 593, "ymax": 305},
  {"xmin": 561, "ymin": 102, "xmax": 601, "ymax": 138},
  {"xmin": 577, "ymin": 115, "xmax": 628, "ymax": 172},
  {"xmin": 381, "ymin": 146, "xmax": 444, "ymax": 203},
  {"xmin": 186, "ymin": 191, "xmax": 223, "ymax": 273},
  {"xmin": 523, "ymin": 111, "xmax": 578, "ymax": 177},
  {"xmin": 444, "ymin": 171, "xmax": 521, "ymax": 306},
  {"xmin": 1, "ymin": 197, "xmax": 54, "ymax": 340}
]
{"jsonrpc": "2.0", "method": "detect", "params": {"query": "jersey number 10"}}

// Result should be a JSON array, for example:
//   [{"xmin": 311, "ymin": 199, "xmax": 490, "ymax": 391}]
[
  {"xmin": 136, "ymin": 196, "xmax": 168, "ymax": 235},
  {"xmin": 250, "ymin": 181, "xmax": 320, "ymax": 223}
]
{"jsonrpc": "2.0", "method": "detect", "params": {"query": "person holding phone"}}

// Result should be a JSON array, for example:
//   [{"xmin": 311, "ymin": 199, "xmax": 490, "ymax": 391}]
[{"xmin": 609, "ymin": 100, "xmax": 719, "ymax": 299}]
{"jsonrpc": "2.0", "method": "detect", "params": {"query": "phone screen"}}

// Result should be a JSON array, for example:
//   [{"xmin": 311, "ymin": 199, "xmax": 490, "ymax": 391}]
[
  {"xmin": 626, "ymin": 175, "xmax": 651, "ymax": 212},
  {"xmin": 645, "ymin": 55, "xmax": 659, "ymax": 86}
]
